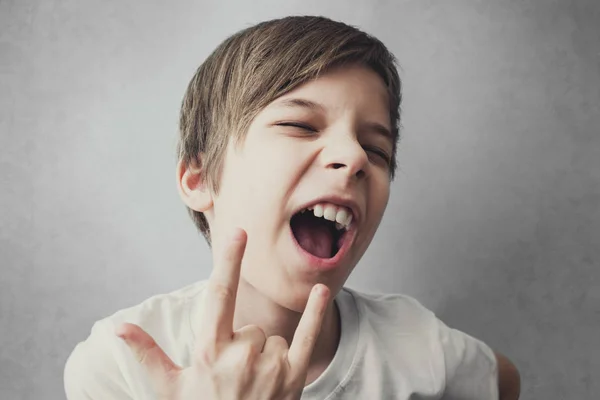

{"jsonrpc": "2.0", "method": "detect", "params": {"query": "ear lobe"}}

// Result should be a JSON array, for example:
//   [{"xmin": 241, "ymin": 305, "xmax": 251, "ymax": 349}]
[{"xmin": 176, "ymin": 158, "xmax": 213, "ymax": 212}]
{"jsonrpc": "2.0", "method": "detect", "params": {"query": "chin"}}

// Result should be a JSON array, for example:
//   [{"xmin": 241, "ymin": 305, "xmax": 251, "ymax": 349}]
[{"xmin": 243, "ymin": 270, "xmax": 318, "ymax": 313}]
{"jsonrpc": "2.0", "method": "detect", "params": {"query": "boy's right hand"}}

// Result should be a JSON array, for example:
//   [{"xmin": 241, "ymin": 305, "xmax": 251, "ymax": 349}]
[{"xmin": 115, "ymin": 228, "xmax": 330, "ymax": 400}]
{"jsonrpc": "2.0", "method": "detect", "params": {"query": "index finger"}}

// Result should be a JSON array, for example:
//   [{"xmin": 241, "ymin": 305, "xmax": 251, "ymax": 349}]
[
  {"xmin": 288, "ymin": 284, "xmax": 330, "ymax": 372},
  {"xmin": 198, "ymin": 228, "xmax": 247, "ymax": 343}
]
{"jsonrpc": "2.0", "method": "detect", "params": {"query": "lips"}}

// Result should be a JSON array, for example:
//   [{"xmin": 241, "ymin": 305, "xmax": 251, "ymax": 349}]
[{"xmin": 288, "ymin": 195, "xmax": 361, "ymax": 270}]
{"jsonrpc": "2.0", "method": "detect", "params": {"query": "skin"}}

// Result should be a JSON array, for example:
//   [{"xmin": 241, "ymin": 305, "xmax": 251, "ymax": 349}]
[
  {"xmin": 116, "ymin": 229, "xmax": 329, "ymax": 399},
  {"xmin": 497, "ymin": 351, "xmax": 522, "ymax": 399},
  {"xmin": 117, "ymin": 64, "xmax": 521, "ymax": 398},
  {"xmin": 179, "ymin": 64, "xmax": 395, "ymax": 379}
]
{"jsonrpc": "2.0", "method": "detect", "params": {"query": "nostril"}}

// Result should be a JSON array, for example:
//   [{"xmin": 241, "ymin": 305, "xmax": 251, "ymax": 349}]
[{"xmin": 330, "ymin": 163, "xmax": 365, "ymax": 178}]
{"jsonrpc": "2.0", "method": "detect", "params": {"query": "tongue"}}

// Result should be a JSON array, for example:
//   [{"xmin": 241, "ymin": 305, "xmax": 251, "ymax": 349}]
[{"xmin": 293, "ymin": 216, "xmax": 334, "ymax": 259}]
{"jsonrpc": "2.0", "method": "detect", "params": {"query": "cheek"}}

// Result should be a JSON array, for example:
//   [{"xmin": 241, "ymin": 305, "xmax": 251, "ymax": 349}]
[
  {"xmin": 368, "ymin": 177, "xmax": 391, "ymax": 222},
  {"xmin": 226, "ymin": 158, "xmax": 286, "ymax": 228},
  {"xmin": 244, "ymin": 142, "xmax": 304, "ymax": 203}
]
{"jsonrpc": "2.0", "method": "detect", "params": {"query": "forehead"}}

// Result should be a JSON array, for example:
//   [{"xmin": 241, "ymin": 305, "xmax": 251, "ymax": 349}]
[{"xmin": 264, "ymin": 65, "xmax": 391, "ymax": 125}]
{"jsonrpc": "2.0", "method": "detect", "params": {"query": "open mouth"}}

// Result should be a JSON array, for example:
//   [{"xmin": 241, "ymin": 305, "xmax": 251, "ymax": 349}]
[{"xmin": 290, "ymin": 209, "xmax": 350, "ymax": 259}]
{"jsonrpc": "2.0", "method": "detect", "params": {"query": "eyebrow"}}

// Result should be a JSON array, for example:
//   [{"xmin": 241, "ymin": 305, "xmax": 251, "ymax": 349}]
[
  {"xmin": 273, "ymin": 98, "xmax": 326, "ymax": 112},
  {"xmin": 273, "ymin": 97, "xmax": 394, "ymax": 140},
  {"xmin": 363, "ymin": 121, "xmax": 394, "ymax": 141}
]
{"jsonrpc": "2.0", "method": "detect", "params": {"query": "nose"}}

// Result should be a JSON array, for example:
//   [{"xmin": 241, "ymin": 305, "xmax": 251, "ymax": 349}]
[{"xmin": 324, "ymin": 135, "xmax": 369, "ymax": 179}]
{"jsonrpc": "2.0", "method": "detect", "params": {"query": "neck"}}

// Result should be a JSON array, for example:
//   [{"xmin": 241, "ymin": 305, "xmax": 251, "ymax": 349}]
[{"xmin": 232, "ymin": 277, "xmax": 341, "ymax": 373}]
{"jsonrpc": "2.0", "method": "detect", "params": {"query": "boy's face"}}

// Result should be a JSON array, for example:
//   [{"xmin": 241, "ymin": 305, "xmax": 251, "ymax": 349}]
[{"xmin": 188, "ymin": 65, "xmax": 393, "ymax": 311}]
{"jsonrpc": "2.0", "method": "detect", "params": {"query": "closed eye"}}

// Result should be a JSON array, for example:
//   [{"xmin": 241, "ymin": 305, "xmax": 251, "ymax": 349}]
[
  {"xmin": 276, "ymin": 122, "xmax": 390, "ymax": 165},
  {"xmin": 276, "ymin": 122, "xmax": 317, "ymax": 132},
  {"xmin": 364, "ymin": 146, "xmax": 391, "ymax": 165}
]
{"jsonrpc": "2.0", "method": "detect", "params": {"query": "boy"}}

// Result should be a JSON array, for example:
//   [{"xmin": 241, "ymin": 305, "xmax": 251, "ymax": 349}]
[{"xmin": 64, "ymin": 16, "xmax": 520, "ymax": 399}]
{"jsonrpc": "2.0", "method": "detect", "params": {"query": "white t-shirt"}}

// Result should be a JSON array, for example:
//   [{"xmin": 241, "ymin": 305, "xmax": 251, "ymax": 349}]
[{"xmin": 64, "ymin": 281, "xmax": 499, "ymax": 399}]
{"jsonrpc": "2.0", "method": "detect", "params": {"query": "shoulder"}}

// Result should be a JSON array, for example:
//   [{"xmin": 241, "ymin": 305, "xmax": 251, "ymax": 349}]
[
  {"xmin": 342, "ymin": 287, "xmax": 499, "ymax": 399},
  {"xmin": 64, "ymin": 319, "xmax": 128, "ymax": 399},
  {"xmin": 106, "ymin": 280, "xmax": 208, "ymax": 334},
  {"xmin": 64, "ymin": 281, "xmax": 208, "ymax": 399},
  {"xmin": 341, "ymin": 287, "xmax": 438, "ymax": 331},
  {"xmin": 434, "ymin": 318, "xmax": 499, "ymax": 399}
]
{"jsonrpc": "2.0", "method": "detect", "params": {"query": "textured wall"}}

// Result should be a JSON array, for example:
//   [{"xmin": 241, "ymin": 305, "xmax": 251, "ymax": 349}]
[{"xmin": 1, "ymin": 0, "xmax": 598, "ymax": 398}]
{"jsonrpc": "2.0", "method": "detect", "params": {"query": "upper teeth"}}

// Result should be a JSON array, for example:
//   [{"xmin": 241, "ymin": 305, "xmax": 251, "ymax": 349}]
[{"xmin": 302, "ymin": 203, "xmax": 353, "ymax": 230}]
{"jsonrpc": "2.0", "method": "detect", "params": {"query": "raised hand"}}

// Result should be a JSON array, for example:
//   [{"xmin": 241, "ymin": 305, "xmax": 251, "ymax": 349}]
[{"xmin": 116, "ymin": 228, "xmax": 330, "ymax": 400}]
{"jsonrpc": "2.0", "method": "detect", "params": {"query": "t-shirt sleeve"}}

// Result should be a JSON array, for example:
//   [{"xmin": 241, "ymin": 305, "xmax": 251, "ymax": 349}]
[
  {"xmin": 64, "ymin": 320, "xmax": 133, "ymax": 400},
  {"xmin": 437, "ymin": 319, "xmax": 499, "ymax": 400}
]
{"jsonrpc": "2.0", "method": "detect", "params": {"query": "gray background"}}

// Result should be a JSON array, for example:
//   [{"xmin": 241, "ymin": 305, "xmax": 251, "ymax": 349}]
[{"xmin": 1, "ymin": 0, "xmax": 599, "ymax": 399}]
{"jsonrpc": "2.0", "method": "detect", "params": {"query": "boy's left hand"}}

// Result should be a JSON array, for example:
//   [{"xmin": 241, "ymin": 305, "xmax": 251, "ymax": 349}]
[{"xmin": 114, "ymin": 228, "xmax": 329, "ymax": 400}]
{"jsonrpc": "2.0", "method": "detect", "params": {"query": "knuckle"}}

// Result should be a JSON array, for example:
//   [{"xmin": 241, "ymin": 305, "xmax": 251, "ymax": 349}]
[
  {"xmin": 136, "ymin": 348, "xmax": 150, "ymax": 365},
  {"xmin": 195, "ymin": 346, "xmax": 218, "ymax": 367},
  {"xmin": 133, "ymin": 342, "xmax": 159, "ymax": 366},
  {"xmin": 210, "ymin": 282, "xmax": 234, "ymax": 302},
  {"xmin": 235, "ymin": 344, "xmax": 257, "ymax": 366},
  {"xmin": 301, "ymin": 334, "xmax": 316, "ymax": 350},
  {"xmin": 268, "ymin": 335, "xmax": 288, "ymax": 350},
  {"xmin": 263, "ymin": 358, "xmax": 283, "ymax": 376},
  {"xmin": 247, "ymin": 324, "xmax": 266, "ymax": 337}
]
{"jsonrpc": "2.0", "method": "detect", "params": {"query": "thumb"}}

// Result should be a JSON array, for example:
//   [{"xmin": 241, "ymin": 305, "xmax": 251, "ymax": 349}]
[{"xmin": 116, "ymin": 323, "xmax": 181, "ymax": 387}]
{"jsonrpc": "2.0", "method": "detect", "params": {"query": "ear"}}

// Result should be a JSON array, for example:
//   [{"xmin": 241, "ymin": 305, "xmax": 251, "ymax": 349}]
[{"xmin": 176, "ymin": 158, "xmax": 213, "ymax": 213}]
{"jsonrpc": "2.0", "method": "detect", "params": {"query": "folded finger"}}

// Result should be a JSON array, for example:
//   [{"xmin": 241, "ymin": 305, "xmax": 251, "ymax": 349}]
[{"xmin": 116, "ymin": 323, "xmax": 181, "ymax": 388}]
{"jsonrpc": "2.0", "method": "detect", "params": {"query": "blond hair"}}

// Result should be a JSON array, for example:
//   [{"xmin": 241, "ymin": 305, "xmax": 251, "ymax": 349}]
[{"xmin": 177, "ymin": 16, "xmax": 402, "ymax": 243}]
